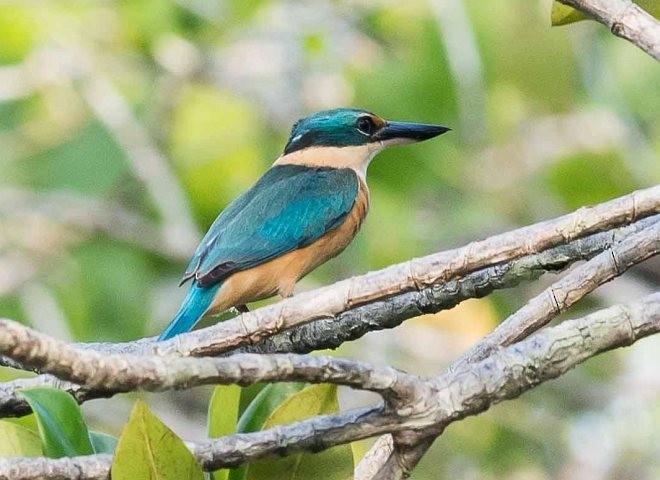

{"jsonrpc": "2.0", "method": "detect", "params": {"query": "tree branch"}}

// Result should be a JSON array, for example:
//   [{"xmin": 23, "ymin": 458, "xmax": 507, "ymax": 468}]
[
  {"xmin": 162, "ymin": 185, "xmax": 659, "ymax": 358},
  {"xmin": 359, "ymin": 217, "xmax": 660, "ymax": 477},
  {"xmin": 244, "ymin": 214, "xmax": 660, "ymax": 356},
  {"xmin": 0, "ymin": 319, "xmax": 428, "ymax": 409},
  {"xmin": 1, "ymin": 214, "xmax": 658, "ymax": 416},
  {"xmin": 451, "ymin": 218, "xmax": 660, "ymax": 369},
  {"xmin": 2, "ymin": 293, "xmax": 658, "ymax": 479},
  {"xmin": 558, "ymin": 0, "xmax": 660, "ymax": 60},
  {"xmin": 0, "ymin": 454, "xmax": 113, "ymax": 480},
  {"xmin": 8, "ymin": 184, "xmax": 646, "ymax": 366}
]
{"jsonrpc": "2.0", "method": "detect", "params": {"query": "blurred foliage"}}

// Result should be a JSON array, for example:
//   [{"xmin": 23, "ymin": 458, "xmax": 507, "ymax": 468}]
[{"xmin": 0, "ymin": 0, "xmax": 658, "ymax": 478}]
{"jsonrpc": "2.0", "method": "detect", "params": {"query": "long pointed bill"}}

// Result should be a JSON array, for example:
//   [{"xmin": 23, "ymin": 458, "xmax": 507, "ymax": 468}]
[{"xmin": 374, "ymin": 121, "xmax": 450, "ymax": 146}]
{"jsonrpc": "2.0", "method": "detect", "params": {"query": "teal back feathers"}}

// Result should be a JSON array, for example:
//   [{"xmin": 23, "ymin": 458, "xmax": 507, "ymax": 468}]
[
  {"xmin": 183, "ymin": 164, "xmax": 359, "ymax": 287},
  {"xmin": 158, "ymin": 164, "xmax": 360, "ymax": 340}
]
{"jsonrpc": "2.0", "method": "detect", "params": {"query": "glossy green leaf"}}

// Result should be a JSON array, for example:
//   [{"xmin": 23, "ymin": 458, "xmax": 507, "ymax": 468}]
[
  {"xmin": 20, "ymin": 387, "xmax": 94, "ymax": 458},
  {"xmin": 552, "ymin": 0, "xmax": 660, "ymax": 26},
  {"xmin": 111, "ymin": 400, "xmax": 204, "ymax": 480},
  {"xmin": 90, "ymin": 431, "xmax": 118, "ymax": 454},
  {"xmin": 228, "ymin": 383, "xmax": 306, "ymax": 480},
  {"xmin": 0, "ymin": 420, "xmax": 42, "ymax": 457},
  {"xmin": 245, "ymin": 384, "xmax": 354, "ymax": 480},
  {"xmin": 208, "ymin": 385, "xmax": 241, "ymax": 480}
]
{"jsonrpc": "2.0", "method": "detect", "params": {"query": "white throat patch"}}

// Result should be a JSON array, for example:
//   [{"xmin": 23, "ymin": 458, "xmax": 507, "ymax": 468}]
[{"xmin": 274, "ymin": 142, "xmax": 385, "ymax": 179}]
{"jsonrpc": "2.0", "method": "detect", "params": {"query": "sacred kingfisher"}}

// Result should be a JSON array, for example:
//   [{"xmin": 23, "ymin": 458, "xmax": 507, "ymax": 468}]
[{"xmin": 158, "ymin": 108, "xmax": 449, "ymax": 340}]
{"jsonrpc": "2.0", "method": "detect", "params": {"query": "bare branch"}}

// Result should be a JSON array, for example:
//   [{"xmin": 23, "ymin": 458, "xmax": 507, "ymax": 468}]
[
  {"xmin": 367, "ymin": 436, "xmax": 434, "ymax": 480},
  {"xmin": 69, "ymin": 214, "xmax": 660, "ymax": 357},
  {"xmin": 558, "ymin": 0, "xmax": 660, "ymax": 60},
  {"xmin": 245, "ymin": 215, "xmax": 660, "ymax": 356},
  {"xmin": 354, "ymin": 435, "xmax": 394, "ymax": 480},
  {"xmin": 451, "ymin": 219, "xmax": 660, "ymax": 369},
  {"xmin": 0, "ymin": 216, "xmax": 657, "ymax": 416},
  {"xmin": 0, "ymin": 455, "xmax": 113, "ymax": 480},
  {"xmin": 2, "ymin": 293, "xmax": 658, "ymax": 479},
  {"xmin": 0, "ymin": 319, "xmax": 428, "ymax": 410},
  {"xmin": 367, "ymin": 218, "xmax": 660, "ymax": 477}
]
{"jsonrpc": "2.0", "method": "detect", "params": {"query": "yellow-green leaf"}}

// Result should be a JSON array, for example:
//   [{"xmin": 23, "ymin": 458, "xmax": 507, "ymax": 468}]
[
  {"xmin": 237, "ymin": 383, "xmax": 307, "ymax": 435},
  {"xmin": 0, "ymin": 420, "xmax": 42, "ymax": 457},
  {"xmin": 208, "ymin": 385, "xmax": 241, "ymax": 480},
  {"xmin": 245, "ymin": 384, "xmax": 354, "ymax": 480},
  {"xmin": 552, "ymin": 0, "xmax": 660, "ymax": 26},
  {"xmin": 230, "ymin": 383, "xmax": 307, "ymax": 480},
  {"xmin": 111, "ymin": 400, "xmax": 204, "ymax": 480},
  {"xmin": 20, "ymin": 387, "xmax": 94, "ymax": 458},
  {"xmin": 551, "ymin": 2, "xmax": 587, "ymax": 26}
]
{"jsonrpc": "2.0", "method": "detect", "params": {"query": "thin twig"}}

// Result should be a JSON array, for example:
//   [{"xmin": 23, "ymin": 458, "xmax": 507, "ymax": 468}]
[
  {"xmin": 558, "ymin": 0, "xmax": 660, "ymax": 60},
  {"xmin": 451, "ymin": 219, "xmax": 660, "ymax": 369},
  {"xmin": 354, "ymin": 435, "xmax": 394, "ymax": 480}
]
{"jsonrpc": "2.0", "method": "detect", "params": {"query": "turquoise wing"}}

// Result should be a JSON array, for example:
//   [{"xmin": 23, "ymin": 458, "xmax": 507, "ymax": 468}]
[{"xmin": 184, "ymin": 164, "xmax": 360, "ymax": 287}]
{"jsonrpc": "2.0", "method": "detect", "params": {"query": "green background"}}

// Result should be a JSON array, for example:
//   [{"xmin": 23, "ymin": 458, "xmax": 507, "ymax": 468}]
[{"xmin": 0, "ymin": 1, "xmax": 658, "ymax": 478}]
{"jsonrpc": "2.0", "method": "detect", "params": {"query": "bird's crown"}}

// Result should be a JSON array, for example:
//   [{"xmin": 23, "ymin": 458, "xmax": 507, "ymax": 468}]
[{"xmin": 283, "ymin": 108, "xmax": 385, "ymax": 155}]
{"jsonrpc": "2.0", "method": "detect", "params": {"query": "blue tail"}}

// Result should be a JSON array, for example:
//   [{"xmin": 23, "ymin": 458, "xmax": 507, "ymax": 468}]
[{"xmin": 158, "ymin": 282, "xmax": 222, "ymax": 341}]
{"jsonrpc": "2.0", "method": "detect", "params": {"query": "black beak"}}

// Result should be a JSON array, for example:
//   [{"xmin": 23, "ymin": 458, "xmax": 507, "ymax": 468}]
[{"xmin": 374, "ymin": 121, "xmax": 450, "ymax": 144}]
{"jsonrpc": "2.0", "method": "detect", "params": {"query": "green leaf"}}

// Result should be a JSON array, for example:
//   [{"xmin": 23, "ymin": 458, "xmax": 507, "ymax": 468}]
[
  {"xmin": 20, "ymin": 387, "xmax": 94, "ymax": 458},
  {"xmin": 111, "ymin": 400, "xmax": 204, "ymax": 480},
  {"xmin": 90, "ymin": 431, "xmax": 118, "ymax": 454},
  {"xmin": 208, "ymin": 385, "xmax": 241, "ymax": 480},
  {"xmin": 244, "ymin": 384, "xmax": 354, "ymax": 480},
  {"xmin": 236, "ymin": 383, "xmax": 307, "ymax": 434},
  {"xmin": 552, "ymin": 0, "xmax": 660, "ymax": 26},
  {"xmin": 0, "ymin": 420, "xmax": 42, "ymax": 457},
  {"xmin": 229, "ymin": 383, "xmax": 307, "ymax": 480},
  {"xmin": 551, "ymin": 2, "xmax": 587, "ymax": 26}
]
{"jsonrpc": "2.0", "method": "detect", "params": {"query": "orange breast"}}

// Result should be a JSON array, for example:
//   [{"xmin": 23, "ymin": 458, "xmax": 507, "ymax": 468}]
[{"xmin": 207, "ymin": 179, "xmax": 370, "ymax": 314}]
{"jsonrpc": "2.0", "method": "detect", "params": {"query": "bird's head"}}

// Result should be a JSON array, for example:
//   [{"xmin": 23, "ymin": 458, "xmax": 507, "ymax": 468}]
[{"xmin": 283, "ymin": 108, "xmax": 450, "ymax": 155}]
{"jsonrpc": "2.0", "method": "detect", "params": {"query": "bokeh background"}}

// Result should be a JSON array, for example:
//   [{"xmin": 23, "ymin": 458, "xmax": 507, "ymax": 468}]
[{"xmin": 1, "ymin": 1, "xmax": 659, "ymax": 478}]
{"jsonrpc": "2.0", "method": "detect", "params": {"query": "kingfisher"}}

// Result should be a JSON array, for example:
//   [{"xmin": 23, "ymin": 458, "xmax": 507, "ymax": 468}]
[{"xmin": 158, "ymin": 108, "xmax": 449, "ymax": 340}]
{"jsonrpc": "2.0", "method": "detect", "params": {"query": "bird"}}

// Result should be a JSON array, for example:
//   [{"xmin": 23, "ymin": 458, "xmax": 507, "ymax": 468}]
[{"xmin": 158, "ymin": 108, "xmax": 449, "ymax": 341}]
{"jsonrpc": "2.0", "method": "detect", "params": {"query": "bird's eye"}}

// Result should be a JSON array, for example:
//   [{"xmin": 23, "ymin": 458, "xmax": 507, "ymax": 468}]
[{"xmin": 357, "ymin": 116, "xmax": 376, "ymax": 136}]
